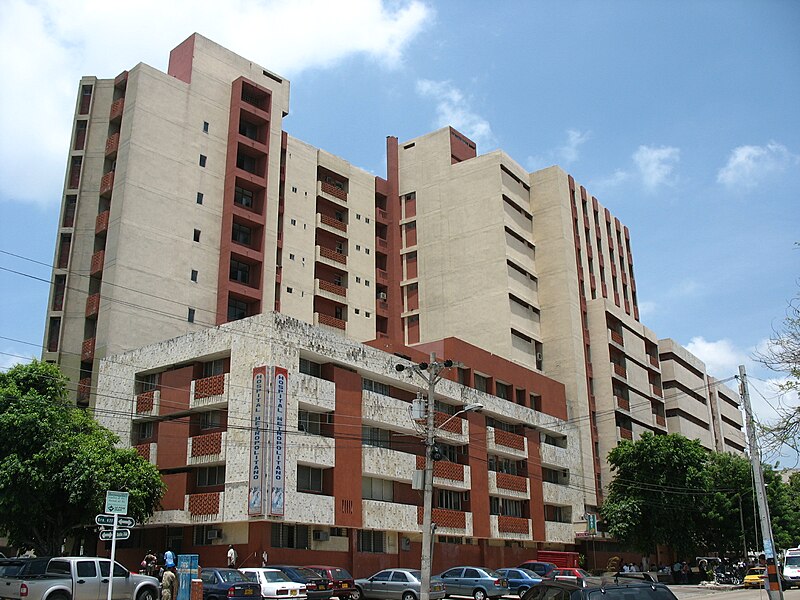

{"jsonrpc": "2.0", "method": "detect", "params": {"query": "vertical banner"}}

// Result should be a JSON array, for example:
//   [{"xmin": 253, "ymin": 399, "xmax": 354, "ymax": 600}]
[
  {"xmin": 268, "ymin": 366, "xmax": 288, "ymax": 516},
  {"xmin": 248, "ymin": 366, "xmax": 268, "ymax": 516}
]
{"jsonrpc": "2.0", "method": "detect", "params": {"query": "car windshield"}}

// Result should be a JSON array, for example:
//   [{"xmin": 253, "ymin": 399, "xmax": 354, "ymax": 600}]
[
  {"xmin": 294, "ymin": 568, "xmax": 321, "ymax": 579},
  {"xmin": 220, "ymin": 570, "xmax": 249, "ymax": 583},
  {"xmin": 786, "ymin": 557, "xmax": 800, "ymax": 566},
  {"xmin": 408, "ymin": 571, "xmax": 422, "ymax": 581},
  {"xmin": 264, "ymin": 571, "xmax": 291, "ymax": 582},
  {"xmin": 483, "ymin": 570, "xmax": 503, "ymax": 578},
  {"xmin": 747, "ymin": 568, "xmax": 765, "ymax": 576},
  {"xmin": 519, "ymin": 569, "xmax": 537, "ymax": 578},
  {"xmin": 331, "ymin": 568, "xmax": 353, "ymax": 579}
]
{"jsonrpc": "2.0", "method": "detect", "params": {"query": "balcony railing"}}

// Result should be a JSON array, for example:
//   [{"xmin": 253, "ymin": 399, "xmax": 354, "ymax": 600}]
[
  {"xmin": 376, "ymin": 237, "xmax": 388, "ymax": 250},
  {"xmin": 319, "ymin": 246, "xmax": 347, "ymax": 265},
  {"xmin": 317, "ymin": 313, "xmax": 346, "ymax": 330},
  {"xmin": 105, "ymin": 132, "xmax": 119, "ymax": 157},
  {"xmin": 433, "ymin": 411, "xmax": 463, "ymax": 434},
  {"xmin": 194, "ymin": 374, "xmax": 225, "ymax": 399},
  {"xmin": 376, "ymin": 208, "xmax": 389, "ymax": 223},
  {"xmin": 651, "ymin": 384, "xmax": 663, "ymax": 397},
  {"xmin": 99, "ymin": 170, "xmax": 115, "ymax": 197},
  {"xmin": 649, "ymin": 354, "xmax": 659, "ymax": 367},
  {"xmin": 415, "ymin": 456, "xmax": 465, "ymax": 481},
  {"xmin": 77, "ymin": 377, "xmax": 92, "ymax": 403},
  {"xmin": 615, "ymin": 395, "xmax": 630, "ymax": 411},
  {"xmin": 417, "ymin": 507, "xmax": 466, "ymax": 529},
  {"xmin": 109, "ymin": 98, "xmax": 124, "ymax": 121},
  {"xmin": 95, "ymin": 210, "xmax": 110, "ymax": 235},
  {"xmin": 188, "ymin": 492, "xmax": 221, "ymax": 519},
  {"xmin": 317, "ymin": 279, "xmax": 347, "ymax": 298},
  {"xmin": 613, "ymin": 363, "xmax": 627, "ymax": 378},
  {"xmin": 376, "ymin": 268, "xmax": 388, "ymax": 285},
  {"xmin": 319, "ymin": 213, "xmax": 347, "ymax": 233},
  {"xmin": 610, "ymin": 330, "xmax": 623, "ymax": 345},
  {"xmin": 90, "ymin": 250, "xmax": 105, "ymax": 276},
  {"xmin": 136, "ymin": 390, "xmax": 157, "ymax": 414},
  {"xmin": 320, "ymin": 180, "xmax": 347, "ymax": 201},
  {"xmin": 81, "ymin": 337, "xmax": 96, "ymax": 362},
  {"xmin": 493, "ymin": 428, "xmax": 525, "ymax": 451},
  {"xmin": 495, "ymin": 472, "xmax": 528, "ymax": 493},
  {"xmin": 498, "ymin": 515, "xmax": 530, "ymax": 534},
  {"xmin": 619, "ymin": 427, "xmax": 633, "ymax": 440},
  {"xmin": 655, "ymin": 414, "xmax": 666, "ymax": 427},
  {"xmin": 85, "ymin": 293, "xmax": 100, "ymax": 318}
]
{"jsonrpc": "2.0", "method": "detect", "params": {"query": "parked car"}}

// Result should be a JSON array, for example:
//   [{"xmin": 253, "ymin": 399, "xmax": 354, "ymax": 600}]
[
  {"xmin": 0, "ymin": 556, "xmax": 159, "ymax": 600},
  {"xmin": 270, "ymin": 566, "xmax": 334, "ymax": 600},
  {"xmin": 437, "ymin": 566, "xmax": 508, "ymax": 600},
  {"xmin": 516, "ymin": 562, "xmax": 557, "ymax": 579},
  {"xmin": 548, "ymin": 568, "xmax": 595, "ymax": 588},
  {"xmin": 241, "ymin": 567, "xmax": 308, "ymax": 600},
  {"xmin": 353, "ymin": 568, "xmax": 446, "ymax": 600},
  {"xmin": 305, "ymin": 565, "xmax": 356, "ymax": 599},
  {"xmin": 743, "ymin": 566, "xmax": 766, "ymax": 589},
  {"xmin": 200, "ymin": 567, "xmax": 262, "ymax": 600},
  {"xmin": 0, "ymin": 557, "xmax": 51, "ymax": 578},
  {"xmin": 496, "ymin": 568, "xmax": 541, "ymax": 596},
  {"xmin": 520, "ymin": 577, "xmax": 679, "ymax": 600}
]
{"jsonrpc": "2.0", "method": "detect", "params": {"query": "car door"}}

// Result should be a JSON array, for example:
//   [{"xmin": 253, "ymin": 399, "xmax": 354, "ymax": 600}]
[
  {"xmin": 440, "ymin": 569, "xmax": 465, "ymax": 596},
  {"xmin": 462, "ymin": 569, "xmax": 482, "ymax": 595},
  {"xmin": 72, "ymin": 559, "xmax": 102, "ymax": 600},
  {"xmin": 388, "ymin": 571, "xmax": 410, "ymax": 599},
  {"xmin": 201, "ymin": 570, "xmax": 218, "ymax": 599},
  {"xmin": 367, "ymin": 570, "xmax": 392, "ymax": 600},
  {"xmin": 98, "ymin": 560, "xmax": 130, "ymax": 600}
]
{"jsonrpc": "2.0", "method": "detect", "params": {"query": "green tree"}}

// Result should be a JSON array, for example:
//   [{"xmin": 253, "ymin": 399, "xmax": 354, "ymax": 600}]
[
  {"xmin": 763, "ymin": 465, "xmax": 800, "ymax": 550},
  {"xmin": 601, "ymin": 432, "xmax": 710, "ymax": 557},
  {"xmin": 0, "ymin": 361, "xmax": 165, "ymax": 555}
]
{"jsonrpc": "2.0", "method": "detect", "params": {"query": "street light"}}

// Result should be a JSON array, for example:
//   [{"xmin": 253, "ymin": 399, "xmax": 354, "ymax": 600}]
[{"xmin": 396, "ymin": 353, "xmax": 483, "ymax": 600}]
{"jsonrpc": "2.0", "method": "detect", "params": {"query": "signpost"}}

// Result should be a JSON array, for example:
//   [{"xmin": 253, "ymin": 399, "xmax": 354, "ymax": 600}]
[{"xmin": 102, "ymin": 491, "xmax": 130, "ymax": 600}]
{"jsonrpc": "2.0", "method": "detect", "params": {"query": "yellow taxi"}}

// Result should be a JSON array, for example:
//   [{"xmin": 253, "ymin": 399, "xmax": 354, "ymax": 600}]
[{"xmin": 743, "ymin": 566, "xmax": 766, "ymax": 589}]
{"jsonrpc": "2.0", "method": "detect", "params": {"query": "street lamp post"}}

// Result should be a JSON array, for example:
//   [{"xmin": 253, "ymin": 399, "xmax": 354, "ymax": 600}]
[{"xmin": 396, "ymin": 352, "xmax": 483, "ymax": 600}]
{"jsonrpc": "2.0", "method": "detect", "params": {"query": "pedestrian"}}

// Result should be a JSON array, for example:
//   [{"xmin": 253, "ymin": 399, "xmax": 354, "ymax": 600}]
[
  {"xmin": 672, "ymin": 560, "xmax": 681, "ymax": 584},
  {"xmin": 161, "ymin": 565, "xmax": 178, "ymax": 600},
  {"xmin": 681, "ymin": 562, "xmax": 689, "ymax": 584},
  {"xmin": 227, "ymin": 545, "xmax": 238, "ymax": 568},
  {"xmin": 164, "ymin": 547, "xmax": 176, "ymax": 568},
  {"xmin": 143, "ymin": 550, "xmax": 157, "ymax": 577}
]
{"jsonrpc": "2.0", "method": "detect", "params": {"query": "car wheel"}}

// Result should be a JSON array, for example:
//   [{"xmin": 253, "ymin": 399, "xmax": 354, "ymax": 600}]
[
  {"xmin": 137, "ymin": 588, "xmax": 158, "ymax": 600},
  {"xmin": 473, "ymin": 589, "xmax": 487, "ymax": 600},
  {"xmin": 402, "ymin": 591, "xmax": 417, "ymax": 600},
  {"xmin": 352, "ymin": 587, "xmax": 363, "ymax": 600},
  {"xmin": 517, "ymin": 587, "xmax": 528, "ymax": 597}
]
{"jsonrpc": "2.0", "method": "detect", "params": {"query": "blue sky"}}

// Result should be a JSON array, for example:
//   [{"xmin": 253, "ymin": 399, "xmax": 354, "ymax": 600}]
[{"xmin": 0, "ymin": 0, "xmax": 797, "ymax": 463}]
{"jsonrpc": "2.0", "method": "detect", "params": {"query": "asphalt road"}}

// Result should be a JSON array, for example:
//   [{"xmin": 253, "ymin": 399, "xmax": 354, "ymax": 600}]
[{"xmin": 648, "ymin": 585, "xmax": 800, "ymax": 600}]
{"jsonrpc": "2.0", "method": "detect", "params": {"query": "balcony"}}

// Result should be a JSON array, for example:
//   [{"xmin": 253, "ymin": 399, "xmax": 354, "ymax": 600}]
[
  {"xmin": 493, "ymin": 472, "xmax": 529, "ymax": 495},
  {"xmin": 498, "ymin": 515, "xmax": 530, "ymax": 535},
  {"xmin": 363, "ymin": 499, "xmax": 417, "ymax": 532},
  {"xmin": 619, "ymin": 426, "xmax": 633, "ymax": 440},
  {"xmin": 487, "ymin": 427, "xmax": 527, "ymax": 458},
  {"xmin": 90, "ymin": 250, "xmax": 105, "ymax": 277},
  {"xmin": 315, "ymin": 278, "xmax": 347, "ymax": 300},
  {"xmin": 315, "ymin": 245, "xmax": 347, "ymax": 268},
  {"xmin": 615, "ymin": 395, "xmax": 630, "ymax": 411},
  {"xmin": 655, "ymin": 414, "xmax": 666, "ymax": 427},
  {"xmin": 95, "ymin": 210, "xmax": 110, "ymax": 235},
  {"xmin": 613, "ymin": 363, "xmax": 627, "ymax": 378},
  {"xmin": 81, "ymin": 337, "xmax": 96, "ymax": 362},
  {"xmin": 649, "ymin": 354, "xmax": 659, "ymax": 368},
  {"xmin": 318, "ymin": 180, "xmax": 347, "ymax": 203},
  {"xmin": 109, "ymin": 97, "xmax": 124, "ymax": 122},
  {"xmin": 187, "ymin": 491, "xmax": 224, "ymax": 522},
  {"xmin": 317, "ymin": 213, "xmax": 347, "ymax": 235},
  {"xmin": 188, "ymin": 431, "xmax": 227, "ymax": 465},
  {"xmin": 376, "ymin": 268, "xmax": 388, "ymax": 285},
  {"xmin": 190, "ymin": 373, "xmax": 229, "ymax": 409},
  {"xmin": 376, "ymin": 299, "xmax": 389, "ymax": 316},
  {"xmin": 651, "ymin": 384, "xmax": 663, "ymax": 398},
  {"xmin": 314, "ymin": 312, "xmax": 346, "ymax": 331},
  {"xmin": 99, "ymin": 170, "xmax": 115, "ymax": 197},
  {"xmin": 85, "ymin": 293, "xmax": 100, "ymax": 318},
  {"xmin": 376, "ymin": 207, "xmax": 389, "ymax": 225},
  {"xmin": 77, "ymin": 377, "xmax": 92, "ymax": 404},
  {"xmin": 135, "ymin": 390, "xmax": 160, "ymax": 417},
  {"xmin": 417, "ymin": 507, "xmax": 467, "ymax": 531},
  {"xmin": 433, "ymin": 411, "xmax": 464, "ymax": 435},
  {"xmin": 416, "ymin": 455, "xmax": 466, "ymax": 483},
  {"xmin": 544, "ymin": 521, "xmax": 576, "ymax": 544},
  {"xmin": 376, "ymin": 237, "xmax": 388, "ymax": 252},
  {"xmin": 134, "ymin": 442, "xmax": 157, "ymax": 465},
  {"xmin": 610, "ymin": 330, "xmax": 624, "ymax": 346},
  {"xmin": 105, "ymin": 132, "xmax": 120, "ymax": 158},
  {"xmin": 362, "ymin": 447, "xmax": 415, "ymax": 482}
]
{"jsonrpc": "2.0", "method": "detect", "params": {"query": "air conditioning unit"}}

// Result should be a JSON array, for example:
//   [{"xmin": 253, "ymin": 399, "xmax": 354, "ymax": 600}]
[
  {"xmin": 378, "ymin": 292, "xmax": 387, "ymax": 300},
  {"xmin": 312, "ymin": 530, "xmax": 329, "ymax": 541},
  {"xmin": 207, "ymin": 529, "xmax": 222, "ymax": 540}
]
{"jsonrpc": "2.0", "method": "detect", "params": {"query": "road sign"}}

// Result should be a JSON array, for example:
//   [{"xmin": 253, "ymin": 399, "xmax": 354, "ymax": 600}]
[
  {"xmin": 99, "ymin": 528, "xmax": 130, "ymax": 541},
  {"xmin": 105, "ymin": 491, "xmax": 129, "ymax": 515},
  {"xmin": 96, "ymin": 514, "xmax": 136, "ymax": 528}
]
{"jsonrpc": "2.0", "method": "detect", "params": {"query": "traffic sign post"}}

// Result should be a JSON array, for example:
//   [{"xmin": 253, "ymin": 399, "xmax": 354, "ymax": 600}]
[
  {"xmin": 99, "ymin": 528, "xmax": 131, "ymax": 541},
  {"xmin": 103, "ymin": 491, "xmax": 130, "ymax": 600},
  {"xmin": 96, "ymin": 514, "xmax": 135, "ymax": 528},
  {"xmin": 105, "ymin": 491, "xmax": 129, "ymax": 515}
]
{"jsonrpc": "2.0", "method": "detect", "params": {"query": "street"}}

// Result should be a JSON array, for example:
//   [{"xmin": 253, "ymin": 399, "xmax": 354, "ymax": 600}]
[{"xmin": 652, "ymin": 585, "xmax": 800, "ymax": 600}]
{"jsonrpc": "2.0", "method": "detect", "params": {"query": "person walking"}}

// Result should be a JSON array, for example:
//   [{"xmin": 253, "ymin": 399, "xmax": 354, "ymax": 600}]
[
  {"xmin": 227, "ymin": 545, "xmax": 238, "ymax": 568},
  {"xmin": 161, "ymin": 565, "xmax": 178, "ymax": 600},
  {"xmin": 164, "ymin": 548, "xmax": 176, "ymax": 568}
]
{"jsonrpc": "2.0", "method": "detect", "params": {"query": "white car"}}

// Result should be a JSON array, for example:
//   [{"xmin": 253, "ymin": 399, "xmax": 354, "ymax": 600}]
[{"xmin": 242, "ymin": 568, "xmax": 308, "ymax": 600}]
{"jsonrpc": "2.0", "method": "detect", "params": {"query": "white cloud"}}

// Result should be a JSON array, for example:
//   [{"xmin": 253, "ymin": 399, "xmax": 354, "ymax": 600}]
[
  {"xmin": 685, "ymin": 336, "xmax": 749, "ymax": 379},
  {"xmin": 589, "ymin": 168, "xmax": 631, "ymax": 191},
  {"xmin": 416, "ymin": 79, "xmax": 495, "ymax": 150},
  {"xmin": 0, "ymin": 0, "xmax": 432, "ymax": 206},
  {"xmin": 717, "ymin": 141, "xmax": 799, "ymax": 190},
  {"xmin": 527, "ymin": 128, "xmax": 590, "ymax": 171},
  {"xmin": 636, "ymin": 300, "xmax": 657, "ymax": 319},
  {"xmin": 632, "ymin": 145, "xmax": 680, "ymax": 190}
]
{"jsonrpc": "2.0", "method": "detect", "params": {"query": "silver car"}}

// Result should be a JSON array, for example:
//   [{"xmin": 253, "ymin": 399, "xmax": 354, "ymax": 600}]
[
  {"xmin": 437, "ymin": 566, "xmax": 508, "ymax": 600},
  {"xmin": 354, "ymin": 568, "xmax": 446, "ymax": 600}
]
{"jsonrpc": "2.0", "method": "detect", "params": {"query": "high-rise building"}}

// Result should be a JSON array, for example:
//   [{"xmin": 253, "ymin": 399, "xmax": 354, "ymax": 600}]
[{"xmin": 43, "ymin": 33, "xmax": 744, "ymax": 563}]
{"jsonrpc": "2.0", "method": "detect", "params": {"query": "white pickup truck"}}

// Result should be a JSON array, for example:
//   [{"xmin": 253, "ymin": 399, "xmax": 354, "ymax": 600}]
[{"xmin": 0, "ymin": 556, "xmax": 159, "ymax": 600}]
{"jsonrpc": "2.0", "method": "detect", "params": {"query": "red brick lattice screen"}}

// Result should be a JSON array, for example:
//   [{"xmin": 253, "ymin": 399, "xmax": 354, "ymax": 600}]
[
  {"xmin": 434, "ymin": 411, "xmax": 463, "ymax": 434},
  {"xmin": 191, "ymin": 432, "xmax": 222, "ymax": 457},
  {"xmin": 321, "ymin": 181, "xmax": 347, "ymax": 201},
  {"xmin": 416, "ymin": 456, "xmax": 465, "ymax": 481},
  {"xmin": 319, "ymin": 246, "xmax": 347, "ymax": 265},
  {"xmin": 656, "ymin": 415, "xmax": 666, "ymax": 426},
  {"xmin": 619, "ymin": 427, "xmax": 633, "ymax": 440},
  {"xmin": 85, "ymin": 293, "xmax": 100, "ymax": 318},
  {"xmin": 498, "ymin": 515, "xmax": 529, "ymax": 534},
  {"xmin": 189, "ymin": 492, "xmax": 220, "ymax": 516},
  {"xmin": 613, "ymin": 364, "xmax": 627, "ymax": 378},
  {"xmin": 95, "ymin": 211, "xmax": 110, "ymax": 235},
  {"xmin": 494, "ymin": 428, "xmax": 525, "ymax": 451},
  {"xmin": 194, "ymin": 374, "xmax": 225, "ymax": 399},
  {"xmin": 615, "ymin": 396, "xmax": 630, "ymax": 411},
  {"xmin": 417, "ymin": 507, "xmax": 466, "ymax": 529},
  {"xmin": 99, "ymin": 171, "xmax": 115, "ymax": 196},
  {"xmin": 320, "ymin": 213, "xmax": 347, "ymax": 232},
  {"xmin": 610, "ymin": 330, "xmax": 623, "ymax": 345},
  {"xmin": 136, "ymin": 390, "xmax": 154, "ymax": 413},
  {"xmin": 134, "ymin": 443, "xmax": 151, "ymax": 461},
  {"xmin": 109, "ymin": 98, "xmax": 125, "ymax": 121},
  {"xmin": 317, "ymin": 314, "xmax": 346, "ymax": 330},
  {"xmin": 318, "ymin": 279, "xmax": 347, "ymax": 297},
  {"xmin": 90, "ymin": 250, "xmax": 105, "ymax": 275},
  {"xmin": 81, "ymin": 337, "xmax": 96, "ymax": 362},
  {"xmin": 105, "ymin": 133, "xmax": 120, "ymax": 156},
  {"xmin": 495, "ymin": 472, "xmax": 527, "ymax": 492}
]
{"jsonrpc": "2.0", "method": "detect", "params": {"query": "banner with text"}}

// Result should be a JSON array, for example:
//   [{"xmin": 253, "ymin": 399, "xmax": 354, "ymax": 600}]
[
  {"xmin": 248, "ymin": 366, "xmax": 269, "ymax": 516},
  {"xmin": 268, "ymin": 366, "xmax": 288, "ymax": 516}
]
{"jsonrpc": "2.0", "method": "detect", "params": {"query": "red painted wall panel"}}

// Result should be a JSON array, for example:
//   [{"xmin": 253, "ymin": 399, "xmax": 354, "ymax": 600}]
[{"xmin": 167, "ymin": 34, "xmax": 196, "ymax": 84}]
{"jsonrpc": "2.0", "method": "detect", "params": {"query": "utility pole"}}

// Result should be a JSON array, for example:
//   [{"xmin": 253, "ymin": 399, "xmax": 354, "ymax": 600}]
[
  {"xmin": 739, "ymin": 365, "xmax": 783, "ymax": 600},
  {"xmin": 395, "ymin": 353, "xmax": 482, "ymax": 600}
]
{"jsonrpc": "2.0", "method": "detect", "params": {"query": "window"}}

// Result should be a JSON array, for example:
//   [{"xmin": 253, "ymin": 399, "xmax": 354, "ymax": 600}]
[
  {"xmin": 299, "ymin": 358, "xmax": 323, "ymax": 378},
  {"xmin": 496, "ymin": 382, "xmax": 511, "ymax": 400},
  {"xmin": 231, "ymin": 223, "xmax": 252, "ymax": 245},
  {"xmin": 193, "ymin": 229, "xmax": 201, "ymax": 242},
  {"xmin": 488, "ymin": 455, "xmax": 521, "ymax": 475},
  {"xmin": 544, "ymin": 505, "xmax": 571, "ymax": 523},
  {"xmin": 193, "ymin": 524, "xmax": 214, "ymax": 546},
  {"xmin": 474, "ymin": 374, "xmax": 489, "ymax": 393},
  {"xmin": 297, "ymin": 465, "xmax": 324, "ymax": 493},
  {"xmin": 357, "ymin": 530, "xmax": 385, "ymax": 553},
  {"xmin": 203, "ymin": 359, "xmax": 225, "ymax": 377},
  {"xmin": 290, "ymin": 253, "xmax": 295, "ymax": 260},
  {"xmin": 135, "ymin": 421, "xmax": 153, "ymax": 442},
  {"xmin": 362, "ymin": 379, "xmax": 390, "ymax": 396},
  {"xmin": 542, "ymin": 434, "xmax": 567, "ymax": 449},
  {"xmin": 199, "ymin": 155, "xmax": 207, "ymax": 167},
  {"xmin": 203, "ymin": 121, "xmax": 209, "ymax": 133},
  {"xmin": 138, "ymin": 372, "xmax": 159, "ymax": 393},
  {"xmin": 356, "ymin": 244, "xmax": 361, "ymax": 251},
  {"xmin": 438, "ymin": 489, "xmax": 462, "ymax": 511},
  {"xmin": 365, "ymin": 280, "xmax": 370, "ymax": 287},
  {"xmin": 298, "ymin": 410, "xmax": 328, "ymax": 435},
  {"xmin": 234, "ymin": 186, "xmax": 254, "ymax": 208},
  {"xmin": 356, "ymin": 276, "xmax": 361, "ymax": 283},
  {"xmin": 490, "ymin": 497, "xmax": 524, "ymax": 517},
  {"xmin": 365, "ymin": 248, "xmax": 370, "ymax": 255},
  {"xmin": 197, "ymin": 466, "xmax": 225, "ymax": 487},
  {"xmin": 356, "ymin": 214, "xmax": 361, "ymax": 220},
  {"xmin": 227, "ymin": 297, "xmax": 248, "ymax": 321},
  {"xmin": 286, "ymin": 287, "xmax": 293, "ymax": 294},
  {"xmin": 230, "ymin": 259, "xmax": 250, "ymax": 284},
  {"xmin": 362, "ymin": 426, "xmax": 391, "ymax": 449},
  {"xmin": 191, "ymin": 269, "xmax": 198, "ymax": 282},
  {"xmin": 354, "ymin": 308, "xmax": 360, "ymax": 315},
  {"xmin": 291, "ymin": 186, "xmax": 297, "ymax": 193},
  {"xmin": 272, "ymin": 524, "xmax": 309, "ymax": 549},
  {"xmin": 365, "ymin": 217, "xmax": 370, "ymax": 224},
  {"xmin": 365, "ymin": 311, "xmax": 370, "ymax": 317},
  {"xmin": 290, "ymin": 218, "xmax": 297, "ymax": 226},
  {"xmin": 362, "ymin": 477, "xmax": 393, "ymax": 501},
  {"xmin": 196, "ymin": 192, "xmax": 204, "ymax": 204},
  {"xmin": 62, "ymin": 196, "xmax": 77, "ymax": 227},
  {"xmin": 201, "ymin": 411, "xmax": 223, "ymax": 429},
  {"xmin": 188, "ymin": 308, "xmax": 195, "ymax": 323}
]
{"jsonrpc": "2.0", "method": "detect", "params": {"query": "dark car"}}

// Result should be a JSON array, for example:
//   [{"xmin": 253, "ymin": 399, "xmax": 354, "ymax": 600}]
[
  {"xmin": 496, "ymin": 568, "xmax": 542, "ymax": 596},
  {"xmin": 305, "ymin": 565, "xmax": 355, "ymax": 599},
  {"xmin": 548, "ymin": 568, "xmax": 596, "ymax": 588},
  {"xmin": 436, "ymin": 566, "xmax": 508, "ymax": 600},
  {"xmin": 517, "ymin": 562, "xmax": 557, "ymax": 578},
  {"xmin": 271, "ymin": 565, "xmax": 334, "ymax": 600},
  {"xmin": 521, "ymin": 578, "xmax": 679, "ymax": 600},
  {"xmin": 200, "ymin": 567, "xmax": 262, "ymax": 600}
]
